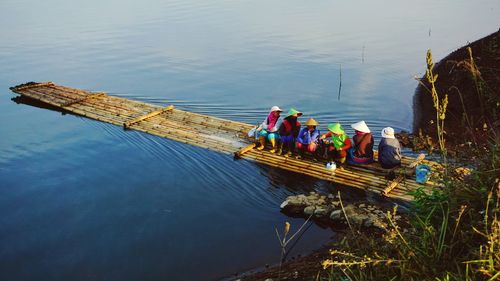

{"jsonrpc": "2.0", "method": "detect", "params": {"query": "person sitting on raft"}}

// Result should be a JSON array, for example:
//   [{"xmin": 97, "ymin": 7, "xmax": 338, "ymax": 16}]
[
  {"xmin": 295, "ymin": 118, "xmax": 320, "ymax": 160},
  {"xmin": 319, "ymin": 123, "xmax": 352, "ymax": 165},
  {"xmin": 278, "ymin": 108, "xmax": 302, "ymax": 156},
  {"xmin": 378, "ymin": 127, "xmax": 402, "ymax": 169},
  {"xmin": 347, "ymin": 120, "xmax": 374, "ymax": 164},
  {"xmin": 256, "ymin": 105, "xmax": 283, "ymax": 153}
]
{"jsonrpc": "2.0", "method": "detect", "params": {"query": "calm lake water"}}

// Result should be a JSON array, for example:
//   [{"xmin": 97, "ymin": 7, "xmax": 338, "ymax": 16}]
[{"xmin": 0, "ymin": 0, "xmax": 498, "ymax": 280}]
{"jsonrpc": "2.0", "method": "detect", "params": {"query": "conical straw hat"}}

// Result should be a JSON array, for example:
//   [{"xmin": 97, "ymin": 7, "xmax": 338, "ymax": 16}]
[
  {"xmin": 285, "ymin": 108, "xmax": 303, "ymax": 118},
  {"xmin": 350, "ymin": 120, "xmax": 370, "ymax": 133},
  {"xmin": 305, "ymin": 118, "xmax": 319, "ymax": 126},
  {"xmin": 327, "ymin": 123, "xmax": 344, "ymax": 134}
]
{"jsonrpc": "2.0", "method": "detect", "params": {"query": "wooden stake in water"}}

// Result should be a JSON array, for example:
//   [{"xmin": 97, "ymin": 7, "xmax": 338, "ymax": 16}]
[
  {"xmin": 362, "ymin": 43, "xmax": 365, "ymax": 63},
  {"xmin": 338, "ymin": 64, "xmax": 342, "ymax": 101}
]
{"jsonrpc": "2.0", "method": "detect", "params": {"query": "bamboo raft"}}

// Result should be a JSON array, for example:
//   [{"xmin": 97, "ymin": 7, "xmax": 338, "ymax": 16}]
[{"xmin": 9, "ymin": 82, "xmax": 441, "ymax": 202}]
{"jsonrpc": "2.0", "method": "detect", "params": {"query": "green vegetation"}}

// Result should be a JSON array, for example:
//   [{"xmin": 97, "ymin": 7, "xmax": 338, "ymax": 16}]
[{"xmin": 320, "ymin": 49, "xmax": 499, "ymax": 280}]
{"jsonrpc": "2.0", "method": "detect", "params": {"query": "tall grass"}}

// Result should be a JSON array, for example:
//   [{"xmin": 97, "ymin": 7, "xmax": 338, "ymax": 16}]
[{"xmin": 319, "ymin": 48, "xmax": 499, "ymax": 280}]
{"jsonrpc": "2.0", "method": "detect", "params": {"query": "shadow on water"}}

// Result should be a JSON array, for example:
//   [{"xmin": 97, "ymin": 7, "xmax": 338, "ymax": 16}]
[{"xmin": 11, "ymin": 95, "xmax": 69, "ymax": 114}]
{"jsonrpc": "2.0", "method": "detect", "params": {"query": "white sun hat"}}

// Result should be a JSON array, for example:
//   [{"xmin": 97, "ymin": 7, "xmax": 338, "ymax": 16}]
[
  {"xmin": 381, "ymin": 127, "xmax": 395, "ymax": 139},
  {"xmin": 270, "ymin": 106, "xmax": 282, "ymax": 112},
  {"xmin": 350, "ymin": 120, "xmax": 371, "ymax": 133}
]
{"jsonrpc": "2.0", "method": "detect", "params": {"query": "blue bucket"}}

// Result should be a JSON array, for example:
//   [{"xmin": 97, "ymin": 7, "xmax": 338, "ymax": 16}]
[{"xmin": 415, "ymin": 164, "xmax": 431, "ymax": 184}]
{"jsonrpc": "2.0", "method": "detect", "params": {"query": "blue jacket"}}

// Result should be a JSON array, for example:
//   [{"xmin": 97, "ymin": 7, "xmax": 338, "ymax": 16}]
[
  {"xmin": 378, "ymin": 137, "xmax": 402, "ymax": 168},
  {"xmin": 296, "ymin": 127, "xmax": 320, "ymax": 144}
]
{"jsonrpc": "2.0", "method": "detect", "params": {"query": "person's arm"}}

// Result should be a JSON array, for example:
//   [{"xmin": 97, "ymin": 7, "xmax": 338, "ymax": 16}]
[
  {"xmin": 311, "ymin": 129, "xmax": 320, "ymax": 141},
  {"xmin": 296, "ymin": 128, "xmax": 306, "ymax": 144},
  {"xmin": 302, "ymin": 129, "xmax": 311, "ymax": 144},
  {"xmin": 341, "ymin": 137, "xmax": 352, "ymax": 151},
  {"xmin": 319, "ymin": 131, "xmax": 332, "ymax": 140},
  {"xmin": 260, "ymin": 117, "xmax": 269, "ymax": 130}
]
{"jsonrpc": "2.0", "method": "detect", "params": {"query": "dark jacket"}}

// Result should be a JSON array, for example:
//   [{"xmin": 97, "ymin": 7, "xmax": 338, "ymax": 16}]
[
  {"xmin": 353, "ymin": 133, "xmax": 374, "ymax": 158},
  {"xmin": 378, "ymin": 137, "xmax": 402, "ymax": 169},
  {"xmin": 279, "ymin": 117, "xmax": 301, "ymax": 137}
]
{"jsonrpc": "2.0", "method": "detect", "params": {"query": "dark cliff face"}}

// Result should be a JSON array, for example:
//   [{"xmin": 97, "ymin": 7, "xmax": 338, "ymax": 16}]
[{"xmin": 413, "ymin": 30, "xmax": 500, "ymax": 146}]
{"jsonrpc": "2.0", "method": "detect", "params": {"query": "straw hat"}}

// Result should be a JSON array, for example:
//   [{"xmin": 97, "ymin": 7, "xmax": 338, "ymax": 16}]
[
  {"xmin": 381, "ymin": 127, "xmax": 395, "ymax": 139},
  {"xmin": 350, "ymin": 120, "xmax": 370, "ymax": 133},
  {"xmin": 305, "ymin": 118, "xmax": 319, "ymax": 126},
  {"xmin": 270, "ymin": 105, "xmax": 282, "ymax": 112},
  {"xmin": 285, "ymin": 108, "xmax": 303, "ymax": 118},
  {"xmin": 327, "ymin": 123, "xmax": 344, "ymax": 135}
]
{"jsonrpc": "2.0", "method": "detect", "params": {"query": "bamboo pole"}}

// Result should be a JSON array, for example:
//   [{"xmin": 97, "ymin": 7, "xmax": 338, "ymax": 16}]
[
  {"xmin": 137, "ymin": 119, "xmax": 241, "ymax": 151},
  {"xmin": 244, "ymin": 153, "xmax": 413, "ymax": 199},
  {"xmin": 244, "ymin": 151, "xmax": 391, "ymax": 188},
  {"xmin": 62, "ymin": 103, "xmax": 237, "ymax": 153},
  {"xmin": 123, "ymin": 105, "xmax": 174, "ymax": 129},
  {"xmin": 246, "ymin": 152, "xmax": 383, "ymax": 184},
  {"xmin": 22, "ymin": 88, "xmax": 73, "ymax": 106},
  {"xmin": 10, "ymin": 81, "xmax": 54, "ymax": 91},
  {"xmin": 244, "ymin": 150, "xmax": 425, "ymax": 193},
  {"xmin": 234, "ymin": 143, "xmax": 256, "ymax": 158},
  {"xmin": 61, "ymin": 93, "xmax": 107, "ymax": 107}
]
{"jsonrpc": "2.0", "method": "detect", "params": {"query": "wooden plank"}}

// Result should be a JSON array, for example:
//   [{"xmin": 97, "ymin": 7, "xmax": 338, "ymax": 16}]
[
  {"xmin": 123, "ymin": 105, "xmax": 175, "ymax": 129},
  {"xmin": 234, "ymin": 143, "xmax": 256, "ymax": 158}
]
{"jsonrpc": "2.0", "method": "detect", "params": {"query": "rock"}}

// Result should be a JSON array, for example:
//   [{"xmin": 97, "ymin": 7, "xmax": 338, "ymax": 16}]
[
  {"xmin": 363, "ymin": 219, "xmax": 374, "ymax": 227},
  {"xmin": 328, "ymin": 194, "xmax": 335, "ymax": 199},
  {"xmin": 359, "ymin": 203, "xmax": 366, "ymax": 208},
  {"xmin": 330, "ymin": 210, "xmax": 342, "ymax": 220},
  {"xmin": 304, "ymin": 206, "xmax": 316, "ymax": 215},
  {"xmin": 314, "ymin": 206, "xmax": 330, "ymax": 216},
  {"xmin": 342, "ymin": 204, "xmax": 356, "ymax": 216},
  {"xmin": 350, "ymin": 213, "xmax": 369, "ymax": 225},
  {"xmin": 317, "ymin": 198, "xmax": 326, "ymax": 205},
  {"xmin": 280, "ymin": 200, "xmax": 289, "ymax": 209},
  {"xmin": 288, "ymin": 197, "xmax": 303, "ymax": 205},
  {"xmin": 307, "ymin": 193, "xmax": 319, "ymax": 201}
]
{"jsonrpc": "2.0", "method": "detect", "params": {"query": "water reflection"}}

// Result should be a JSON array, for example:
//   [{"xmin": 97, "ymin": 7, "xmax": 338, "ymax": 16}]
[{"xmin": 1, "ymin": 0, "xmax": 499, "ymax": 280}]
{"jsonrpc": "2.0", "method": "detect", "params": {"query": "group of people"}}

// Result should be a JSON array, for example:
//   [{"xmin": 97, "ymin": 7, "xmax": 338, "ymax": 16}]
[{"xmin": 254, "ymin": 106, "xmax": 402, "ymax": 169}]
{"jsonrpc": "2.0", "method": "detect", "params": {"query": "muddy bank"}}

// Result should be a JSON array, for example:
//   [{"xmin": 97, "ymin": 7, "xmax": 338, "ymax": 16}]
[{"xmin": 413, "ymin": 29, "xmax": 499, "ymax": 154}]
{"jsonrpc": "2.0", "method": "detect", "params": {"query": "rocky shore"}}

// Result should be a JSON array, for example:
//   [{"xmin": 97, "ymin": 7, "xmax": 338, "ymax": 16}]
[{"xmin": 280, "ymin": 192, "xmax": 398, "ymax": 231}]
